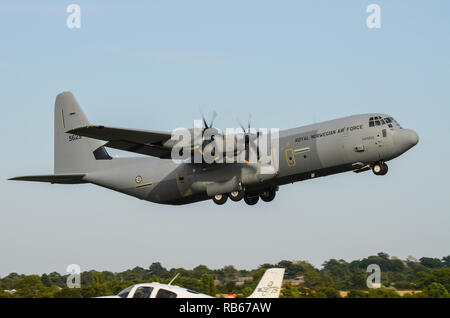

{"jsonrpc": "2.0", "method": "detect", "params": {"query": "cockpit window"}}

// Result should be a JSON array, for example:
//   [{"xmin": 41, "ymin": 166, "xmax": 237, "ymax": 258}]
[
  {"xmin": 155, "ymin": 289, "xmax": 177, "ymax": 298},
  {"xmin": 369, "ymin": 116, "xmax": 401, "ymax": 129},
  {"xmin": 389, "ymin": 117, "xmax": 402, "ymax": 129},
  {"xmin": 118, "ymin": 286, "xmax": 133, "ymax": 298}
]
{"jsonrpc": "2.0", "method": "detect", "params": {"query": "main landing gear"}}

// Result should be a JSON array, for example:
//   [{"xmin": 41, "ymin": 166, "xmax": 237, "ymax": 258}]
[
  {"xmin": 229, "ymin": 190, "xmax": 244, "ymax": 202},
  {"xmin": 212, "ymin": 194, "xmax": 228, "ymax": 205},
  {"xmin": 372, "ymin": 162, "xmax": 388, "ymax": 176},
  {"xmin": 260, "ymin": 188, "xmax": 276, "ymax": 202},
  {"xmin": 212, "ymin": 187, "xmax": 277, "ymax": 205},
  {"xmin": 244, "ymin": 194, "xmax": 259, "ymax": 205}
]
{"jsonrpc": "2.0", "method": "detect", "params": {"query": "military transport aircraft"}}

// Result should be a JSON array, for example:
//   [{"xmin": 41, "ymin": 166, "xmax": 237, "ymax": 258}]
[
  {"xmin": 99, "ymin": 268, "xmax": 285, "ymax": 298},
  {"xmin": 9, "ymin": 92, "xmax": 419, "ymax": 205}
]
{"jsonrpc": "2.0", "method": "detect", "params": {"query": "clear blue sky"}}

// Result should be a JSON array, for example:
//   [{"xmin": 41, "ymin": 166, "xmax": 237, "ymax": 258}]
[{"xmin": 1, "ymin": 1, "xmax": 449, "ymax": 276}]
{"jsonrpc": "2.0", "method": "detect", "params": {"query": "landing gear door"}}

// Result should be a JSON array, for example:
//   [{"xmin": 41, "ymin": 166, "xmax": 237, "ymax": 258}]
[{"xmin": 176, "ymin": 170, "xmax": 192, "ymax": 197}]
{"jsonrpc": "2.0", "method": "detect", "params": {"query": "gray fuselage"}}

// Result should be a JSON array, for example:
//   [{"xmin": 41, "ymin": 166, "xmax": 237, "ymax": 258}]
[{"xmin": 84, "ymin": 113, "xmax": 418, "ymax": 205}]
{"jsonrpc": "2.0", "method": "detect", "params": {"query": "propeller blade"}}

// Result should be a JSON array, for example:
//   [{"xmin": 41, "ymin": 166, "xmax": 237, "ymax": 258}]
[
  {"xmin": 209, "ymin": 111, "xmax": 217, "ymax": 128},
  {"xmin": 236, "ymin": 117, "xmax": 246, "ymax": 133},
  {"xmin": 202, "ymin": 115, "xmax": 209, "ymax": 129}
]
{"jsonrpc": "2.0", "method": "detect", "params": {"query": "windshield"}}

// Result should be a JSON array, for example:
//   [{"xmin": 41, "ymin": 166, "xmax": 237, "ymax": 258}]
[
  {"xmin": 117, "ymin": 286, "xmax": 133, "ymax": 298},
  {"xmin": 369, "ymin": 116, "xmax": 402, "ymax": 129}
]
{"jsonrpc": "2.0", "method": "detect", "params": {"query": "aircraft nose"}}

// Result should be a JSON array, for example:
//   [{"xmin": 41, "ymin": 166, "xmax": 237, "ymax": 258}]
[
  {"xmin": 409, "ymin": 129, "xmax": 419, "ymax": 146},
  {"xmin": 394, "ymin": 129, "xmax": 419, "ymax": 152}
]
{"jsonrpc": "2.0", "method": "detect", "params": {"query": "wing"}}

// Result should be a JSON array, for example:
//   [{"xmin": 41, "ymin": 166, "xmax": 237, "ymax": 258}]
[
  {"xmin": 68, "ymin": 126, "xmax": 175, "ymax": 158},
  {"xmin": 9, "ymin": 174, "xmax": 87, "ymax": 184}
]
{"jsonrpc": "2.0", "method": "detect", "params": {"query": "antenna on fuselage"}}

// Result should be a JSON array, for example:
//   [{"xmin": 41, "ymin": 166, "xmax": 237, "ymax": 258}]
[{"xmin": 168, "ymin": 273, "xmax": 180, "ymax": 285}]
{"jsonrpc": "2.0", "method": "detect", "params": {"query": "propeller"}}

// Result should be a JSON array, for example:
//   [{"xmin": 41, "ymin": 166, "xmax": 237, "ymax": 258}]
[
  {"xmin": 202, "ymin": 110, "xmax": 217, "ymax": 130},
  {"xmin": 237, "ymin": 113, "xmax": 261, "ymax": 163},
  {"xmin": 194, "ymin": 110, "xmax": 222, "ymax": 162}
]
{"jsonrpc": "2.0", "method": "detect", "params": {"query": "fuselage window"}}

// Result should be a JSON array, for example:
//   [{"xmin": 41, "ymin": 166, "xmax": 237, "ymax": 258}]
[
  {"xmin": 133, "ymin": 286, "xmax": 153, "ymax": 298},
  {"xmin": 375, "ymin": 120, "xmax": 381, "ymax": 126},
  {"xmin": 369, "ymin": 121, "xmax": 374, "ymax": 127},
  {"xmin": 155, "ymin": 289, "xmax": 177, "ymax": 298}
]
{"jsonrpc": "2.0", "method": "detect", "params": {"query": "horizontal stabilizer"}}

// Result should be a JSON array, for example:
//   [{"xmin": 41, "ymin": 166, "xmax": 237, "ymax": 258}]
[{"xmin": 9, "ymin": 174, "xmax": 87, "ymax": 184}]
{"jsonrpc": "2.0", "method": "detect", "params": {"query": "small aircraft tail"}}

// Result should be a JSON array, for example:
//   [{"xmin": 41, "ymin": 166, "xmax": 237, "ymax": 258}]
[
  {"xmin": 247, "ymin": 268, "xmax": 285, "ymax": 298},
  {"xmin": 54, "ymin": 92, "xmax": 111, "ymax": 174}
]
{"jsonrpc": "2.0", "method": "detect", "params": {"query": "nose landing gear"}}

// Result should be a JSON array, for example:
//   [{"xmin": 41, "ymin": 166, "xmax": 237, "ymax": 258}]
[{"xmin": 372, "ymin": 162, "xmax": 388, "ymax": 176}]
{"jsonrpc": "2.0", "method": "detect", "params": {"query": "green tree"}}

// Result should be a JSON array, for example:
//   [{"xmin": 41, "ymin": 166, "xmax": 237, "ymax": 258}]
[
  {"xmin": 15, "ymin": 275, "xmax": 51, "ymax": 298},
  {"xmin": 80, "ymin": 283, "xmax": 110, "ymax": 298},
  {"xmin": 149, "ymin": 262, "xmax": 167, "ymax": 276},
  {"xmin": 377, "ymin": 252, "xmax": 390, "ymax": 260},
  {"xmin": 303, "ymin": 271, "xmax": 334, "ymax": 289},
  {"xmin": 0, "ymin": 291, "xmax": 13, "ymax": 298},
  {"xmin": 277, "ymin": 260, "xmax": 315, "ymax": 279},
  {"xmin": 419, "ymin": 257, "xmax": 443, "ymax": 269},
  {"xmin": 54, "ymin": 288, "xmax": 81, "ymax": 298},
  {"xmin": 416, "ymin": 268, "xmax": 450, "ymax": 291},
  {"xmin": 422, "ymin": 282, "xmax": 449, "ymax": 298},
  {"xmin": 193, "ymin": 265, "xmax": 210, "ymax": 279},
  {"xmin": 41, "ymin": 274, "xmax": 52, "ymax": 287},
  {"xmin": 322, "ymin": 259, "xmax": 350, "ymax": 285},
  {"xmin": 315, "ymin": 286, "xmax": 341, "ymax": 298},
  {"xmin": 109, "ymin": 280, "xmax": 134, "ymax": 295},
  {"xmin": 349, "ymin": 268, "xmax": 366, "ymax": 289},
  {"xmin": 280, "ymin": 283, "xmax": 300, "ymax": 298},
  {"xmin": 367, "ymin": 287, "xmax": 400, "ymax": 298},
  {"xmin": 442, "ymin": 256, "xmax": 450, "ymax": 268},
  {"xmin": 241, "ymin": 287, "xmax": 253, "ymax": 298},
  {"xmin": 347, "ymin": 290, "xmax": 368, "ymax": 298},
  {"xmin": 200, "ymin": 274, "xmax": 216, "ymax": 296}
]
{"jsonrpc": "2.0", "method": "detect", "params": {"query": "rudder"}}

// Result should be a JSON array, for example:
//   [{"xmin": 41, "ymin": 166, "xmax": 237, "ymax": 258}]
[{"xmin": 54, "ymin": 92, "xmax": 108, "ymax": 174}]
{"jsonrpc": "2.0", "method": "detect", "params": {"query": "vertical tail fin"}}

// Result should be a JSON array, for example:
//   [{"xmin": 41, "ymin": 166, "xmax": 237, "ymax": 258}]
[
  {"xmin": 54, "ymin": 92, "xmax": 109, "ymax": 174},
  {"xmin": 247, "ymin": 268, "xmax": 285, "ymax": 298}
]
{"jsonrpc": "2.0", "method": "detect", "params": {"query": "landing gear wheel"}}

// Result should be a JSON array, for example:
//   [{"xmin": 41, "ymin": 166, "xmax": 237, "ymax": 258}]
[
  {"xmin": 244, "ymin": 195, "xmax": 259, "ymax": 206},
  {"xmin": 380, "ymin": 163, "xmax": 388, "ymax": 175},
  {"xmin": 212, "ymin": 194, "xmax": 228, "ymax": 205},
  {"xmin": 260, "ymin": 188, "xmax": 276, "ymax": 202},
  {"xmin": 372, "ymin": 162, "xmax": 388, "ymax": 176},
  {"xmin": 229, "ymin": 190, "xmax": 244, "ymax": 202}
]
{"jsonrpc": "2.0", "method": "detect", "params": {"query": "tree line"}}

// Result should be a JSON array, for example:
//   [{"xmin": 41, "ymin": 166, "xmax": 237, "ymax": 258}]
[{"xmin": 0, "ymin": 252, "xmax": 449, "ymax": 298}]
